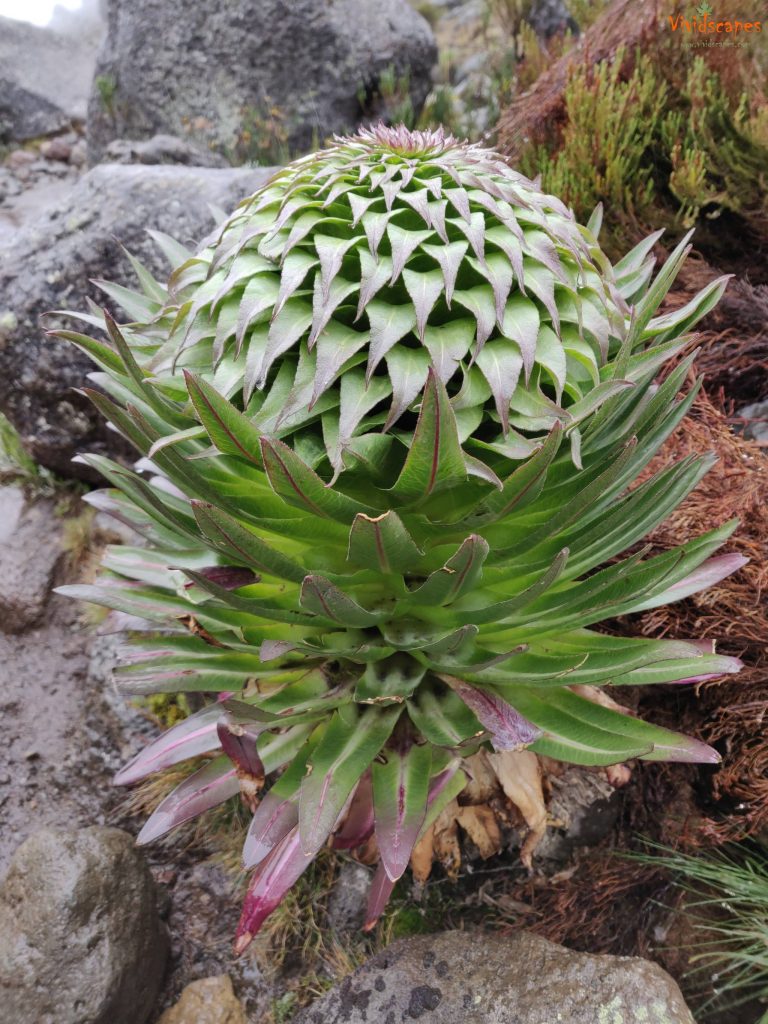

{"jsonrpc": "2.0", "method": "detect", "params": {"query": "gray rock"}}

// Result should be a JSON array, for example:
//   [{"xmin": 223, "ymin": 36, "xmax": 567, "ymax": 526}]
[
  {"xmin": 0, "ymin": 826, "xmax": 168, "ymax": 1024},
  {"xmin": 739, "ymin": 399, "xmax": 768, "ymax": 442},
  {"xmin": 0, "ymin": 162, "xmax": 274, "ymax": 477},
  {"xmin": 0, "ymin": 486, "xmax": 62, "ymax": 633},
  {"xmin": 103, "ymin": 134, "xmax": 229, "ymax": 167},
  {"xmin": 86, "ymin": 0, "xmax": 436, "ymax": 162},
  {"xmin": 327, "ymin": 861, "xmax": 372, "ymax": 934},
  {"xmin": 528, "ymin": 0, "xmax": 578, "ymax": 38},
  {"xmin": 294, "ymin": 930, "xmax": 695, "ymax": 1024},
  {"xmin": 0, "ymin": 16, "xmax": 99, "ymax": 142}
]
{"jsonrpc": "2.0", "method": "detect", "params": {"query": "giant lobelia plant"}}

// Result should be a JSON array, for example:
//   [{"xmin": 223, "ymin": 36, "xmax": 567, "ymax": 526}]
[{"xmin": 56, "ymin": 125, "xmax": 744, "ymax": 952}]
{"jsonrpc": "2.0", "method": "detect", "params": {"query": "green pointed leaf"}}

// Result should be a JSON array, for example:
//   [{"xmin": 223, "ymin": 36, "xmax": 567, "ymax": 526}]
[
  {"xmin": 183, "ymin": 371, "xmax": 262, "ymax": 465},
  {"xmin": 389, "ymin": 370, "xmax": 468, "ymax": 503},
  {"xmin": 261, "ymin": 438, "xmax": 372, "ymax": 522},
  {"xmin": 470, "ymin": 423, "xmax": 563, "ymax": 524},
  {"xmin": 191, "ymin": 502, "xmax": 307, "ymax": 583},
  {"xmin": 355, "ymin": 654, "xmax": 427, "ymax": 704},
  {"xmin": 347, "ymin": 510, "xmax": 424, "ymax": 573},
  {"xmin": 407, "ymin": 689, "xmax": 482, "ymax": 747},
  {"xmin": 407, "ymin": 535, "xmax": 489, "ymax": 606},
  {"xmin": 299, "ymin": 575, "xmax": 382, "ymax": 626}
]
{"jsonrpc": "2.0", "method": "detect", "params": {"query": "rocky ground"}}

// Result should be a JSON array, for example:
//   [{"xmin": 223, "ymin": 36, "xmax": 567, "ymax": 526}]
[{"xmin": 0, "ymin": 1, "xmax": 763, "ymax": 1022}]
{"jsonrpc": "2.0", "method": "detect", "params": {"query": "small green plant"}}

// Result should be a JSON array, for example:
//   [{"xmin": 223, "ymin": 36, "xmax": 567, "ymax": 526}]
[
  {"xmin": 0, "ymin": 411, "xmax": 40, "ymax": 484},
  {"xmin": 229, "ymin": 103, "xmax": 292, "ymax": 167},
  {"xmin": 95, "ymin": 74, "xmax": 118, "ymax": 117},
  {"xmin": 634, "ymin": 843, "xmax": 768, "ymax": 1021},
  {"xmin": 58, "ymin": 125, "xmax": 742, "ymax": 954},
  {"xmin": 520, "ymin": 49, "xmax": 667, "ymax": 243},
  {"xmin": 518, "ymin": 49, "xmax": 768, "ymax": 247}
]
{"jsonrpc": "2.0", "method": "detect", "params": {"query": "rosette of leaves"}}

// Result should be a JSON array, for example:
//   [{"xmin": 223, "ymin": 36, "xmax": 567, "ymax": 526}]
[{"xmin": 56, "ymin": 125, "xmax": 744, "ymax": 953}]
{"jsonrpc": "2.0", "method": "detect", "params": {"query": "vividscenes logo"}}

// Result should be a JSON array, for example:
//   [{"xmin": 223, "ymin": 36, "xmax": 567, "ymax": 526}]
[{"xmin": 669, "ymin": 1, "xmax": 762, "ymax": 35}]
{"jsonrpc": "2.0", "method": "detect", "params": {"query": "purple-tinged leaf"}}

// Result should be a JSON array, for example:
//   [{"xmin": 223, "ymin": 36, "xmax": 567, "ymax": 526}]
[
  {"xmin": 314, "ymin": 234, "xmax": 361, "ymax": 300},
  {"xmin": 183, "ymin": 566, "xmax": 259, "ymax": 591},
  {"xmin": 428, "ymin": 199, "xmax": 449, "ymax": 242},
  {"xmin": 235, "ymin": 277, "xmax": 280, "ymax": 351},
  {"xmin": 423, "ymin": 241, "xmax": 467, "ymax": 308},
  {"xmin": 217, "ymin": 709, "xmax": 267, "ymax": 806},
  {"xmin": 476, "ymin": 339, "xmax": 523, "ymax": 435},
  {"xmin": 243, "ymin": 791, "xmax": 299, "ymax": 868},
  {"xmin": 348, "ymin": 192, "xmax": 377, "ymax": 227},
  {"xmin": 361, "ymin": 209, "xmax": 395, "ymax": 257},
  {"xmin": 402, "ymin": 268, "xmax": 443, "ymax": 342},
  {"xmin": 387, "ymin": 223, "xmax": 433, "ymax": 284},
  {"xmin": 308, "ymin": 271, "xmax": 357, "ymax": 348},
  {"xmin": 631, "ymin": 553, "xmax": 749, "ymax": 612},
  {"xmin": 356, "ymin": 250, "xmax": 393, "ymax": 318},
  {"xmin": 485, "ymin": 226, "xmax": 525, "ymax": 291},
  {"xmin": 444, "ymin": 678, "xmax": 542, "ymax": 751},
  {"xmin": 260, "ymin": 640, "xmax": 299, "ymax": 662},
  {"xmin": 234, "ymin": 827, "xmax": 311, "ymax": 954},
  {"xmin": 453, "ymin": 285, "xmax": 496, "ymax": 347},
  {"xmin": 363, "ymin": 862, "xmax": 395, "ymax": 932},
  {"xmin": 282, "ymin": 210, "xmax": 323, "ymax": 259},
  {"xmin": 444, "ymin": 187, "xmax": 471, "ymax": 222},
  {"xmin": 331, "ymin": 772, "xmax": 375, "ymax": 849},
  {"xmin": 311, "ymin": 321, "xmax": 369, "ymax": 405},
  {"xmin": 524, "ymin": 261, "xmax": 561, "ymax": 333},
  {"xmin": 422, "ymin": 320, "xmax": 474, "ymax": 384},
  {"xmin": 337, "ymin": 370, "xmax": 392, "ymax": 453},
  {"xmin": 383, "ymin": 346, "xmax": 431, "ymax": 430},
  {"xmin": 298, "ymin": 706, "xmax": 401, "ymax": 856},
  {"xmin": 365, "ymin": 301, "xmax": 417, "ymax": 380},
  {"xmin": 453, "ymin": 211, "xmax": 486, "ymax": 263},
  {"xmin": 115, "ymin": 702, "xmax": 224, "ymax": 785},
  {"xmin": 137, "ymin": 756, "xmax": 238, "ymax": 845},
  {"xmin": 500, "ymin": 294, "xmax": 540, "ymax": 382},
  {"xmin": 381, "ymin": 179, "xmax": 403, "ymax": 211},
  {"xmin": 470, "ymin": 253, "xmax": 514, "ymax": 326},
  {"xmin": 400, "ymin": 187, "xmax": 433, "ymax": 228},
  {"xmin": 373, "ymin": 739, "xmax": 432, "ymax": 881},
  {"xmin": 258, "ymin": 298, "xmax": 313, "ymax": 383}
]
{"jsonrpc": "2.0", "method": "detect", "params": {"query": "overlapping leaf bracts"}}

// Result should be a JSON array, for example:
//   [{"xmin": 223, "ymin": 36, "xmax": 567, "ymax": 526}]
[
  {"xmin": 104, "ymin": 125, "xmax": 635, "ymax": 476},
  {"xmin": 56, "ymin": 126, "xmax": 744, "ymax": 951}
]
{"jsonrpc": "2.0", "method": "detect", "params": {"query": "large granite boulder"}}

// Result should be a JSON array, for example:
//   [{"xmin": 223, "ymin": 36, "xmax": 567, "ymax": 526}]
[
  {"xmin": 0, "ymin": 162, "xmax": 274, "ymax": 478},
  {"xmin": 0, "ymin": 15, "xmax": 100, "ymax": 143},
  {"xmin": 0, "ymin": 826, "xmax": 168, "ymax": 1024},
  {"xmin": 86, "ymin": 0, "xmax": 436, "ymax": 162},
  {"xmin": 294, "ymin": 930, "xmax": 695, "ymax": 1024}
]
